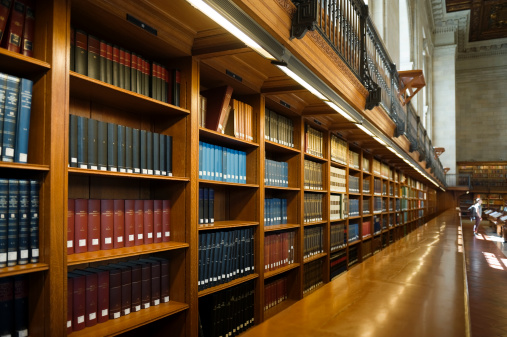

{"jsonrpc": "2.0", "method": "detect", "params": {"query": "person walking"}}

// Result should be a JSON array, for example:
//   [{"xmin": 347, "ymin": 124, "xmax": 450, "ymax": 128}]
[{"xmin": 470, "ymin": 198, "xmax": 483, "ymax": 235}]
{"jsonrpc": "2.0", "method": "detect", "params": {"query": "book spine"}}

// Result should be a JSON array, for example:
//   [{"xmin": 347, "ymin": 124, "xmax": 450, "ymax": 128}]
[
  {"xmin": 74, "ymin": 29, "xmax": 87, "ymax": 76},
  {"xmin": 75, "ymin": 199, "xmax": 91, "ymax": 254},
  {"xmin": 134, "ymin": 200, "xmax": 143, "ymax": 246},
  {"xmin": 69, "ymin": 114, "xmax": 78, "ymax": 167},
  {"xmin": 119, "ymin": 48, "xmax": 125, "ymax": 89},
  {"xmin": 150, "ymin": 63, "xmax": 157, "ymax": 100},
  {"xmin": 20, "ymin": 0, "xmax": 34, "ymax": 57},
  {"xmin": 0, "ymin": 277, "xmax": 14, "ymax": 335},
  {"xmin": 130, "ymin": 53, "xmax": 137, "ymax": 93},
  {"xmin": 132, "ymin": 128, "xmax": 140, "ymax": 174},
  {"xmin": 0, "ymin": 0, "xmax": 13, "ymax": 43},
  {"xmin": 67, "ymin": 274, "xmax": 73, "ymax": 333},
  {"xmin": 4, "ymin": 0, "xmax": 25, "ymax": 53},
  {"xmin": 171, "ymin": 69, "xmax": 180, "ymax": 107},
  {"xmin": 72, "ymin": 274, "xmax": 86, "ymax": 331},
  {"xmin": 117, "ymin": 124, "xmax": 126, "ymax": 173},
  {"xmin": 77, "ymin": 116, "xmax": 88, "ymax": 169},
  {"xmin": 7, "ymin": 179, "xmax": 18, "ymax": 266},
  {"xmin": 140, "ymin": 129, "xmax": 147, "ymax": 174},
  {"xmin": 120, "ymin": 266, "xmax": 132, "ymax": 316},
  {"xmin": 139, "ymin": 263, "xmax": 151, "ymax": 309},
  {"xmin": 91, "ymin": 269, "xmax": 109, "ymax": 323},
  {"xmin": 17, "ymin": 179, "xmax": 29, "ymax": 265},
  {"xmin": 2, "ymin": 75, "xmax": 20, "ymax": 162},
  {"xmin": 167, "ymin": 135, "xmax": 172, "ymax": 176},
  {"xmin": 100, "ymin": 200, "xmax": 114, "ymax": 250},
  {"xmin": 209, "ymin": 188, "xmax": 214, "ymax": 224},
  {"xmin": 112, "ymin": 45, "xmax": 119, "ymax": 87},
  {"xmin": 153, "ymin": 132, "xmax": 160, "ymax": 175},
  {"xmin": 99, "ymin": 40, "xmax": 107, "ymax": 82},
  {"xmin": 153, "ymin": 200, "xmax": 162, "ymax": 243},
  {"xmin": 124, "ymin": 51, "xmax": 131, "ymax": 91},
  {"xmin": 107, "ymin": 268, "xmax": 122, "ymax": 319},
  {"xmin": 0, "ymin": 179, "xmax": 8, "ymax": 268},
  {"xmin": 159, "ymin": 134, "xmax": 166, "ymax": 176},
  {"xmin": 146, "ymin": 131, "xmax": 153, "ymax": 175},
  {"xmin": 124, "ymin": 200, "xmax": 135, "ymax": 247},
  {"xmin": 125, "ymin": 126, "xmax": 133, "ymax": 173},
  {"xmin": 106, "ymin": 43, "xmax": 113, "ymax": 84},
  {"xmin": 198, "ymin": 188, "xmax": 203, "ymax": 226},
  {"xmin": 14, "ymin": 78, "xmax": 33, "ymax": 163},
  {"xmin": 87, "ymin": 118, "xmax": 98, "ymax": 170},
  {"xmin": 112, "ymin": 199, "xmax": 124, "ymax": 249},
  {"xmin": 107, "ymin": 122, "xmax": 117, "ymax": 172},
  {"xmin": 67, "ymin": 198, "xmax": 74, "ymax": 255},
  {"xmin": 162, "ymin": 199, "xmax": 171, "ymax": 242},
  {"xmin": 97, "ymin": 120, "xmax": 107, "ymax": 170},
  {"xmin": 143, "ymin": 200, "xmax": 154, "ymax": 244},
  {"xmin": 87, "ymin": 35, "xmax": 100, "ymax": 80},
  {"xmin": 87, "ymin": 199, "xmax": 100, "ymax": 252}
]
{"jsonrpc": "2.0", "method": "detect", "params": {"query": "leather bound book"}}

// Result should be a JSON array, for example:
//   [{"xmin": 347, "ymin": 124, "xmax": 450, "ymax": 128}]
[
  {"xmin": 74, "ymin": 29, "xmax": 87, "ymax": 76},
  {"xmin": 150, "ymin": 63, "xmax": 158, "ymax": 100},
  {"xmin": 140, "ymin": 129, "xmax": 147, "ymax": 174},
  {"xmin": 130, "ymin": 260, "xmax": 151, "ymax": 309},
  {"xmin": 112, "ymin": 45, "xmax": 120, "ymax": 87},
  {"xmin": 125, "ymin": 126, "xmax": 133, "ymax": 173},
  {"xmin": 14, "ymin": 78, "xmax": 33, "ymax": 164},
  {"xmin": 99, "ymin": 40, "xmax": 107, "ymax": 82},
  {"xmin": 0, "ymin": 277, "xmax": 13, "ymax": 336},
  {"xmin": 0, "ymin": 179, "xmax": 7, "ymax": 268},
  {"xmin": 72, "ymin": 270, "xmax": 98, "ymax": 327},
  {"xmin": 67, "ymin": 199, "xmax": 75, "ymax": 255},
  {"xmin": 107, "ymin": 122, "xmax": 117, "ymax": 172},
  {"xmin": 143, "ymin": 199, "xmax": 154, "ymax": 244},
  {"xmin": 162, "ymin": 199, "xmax": 171, "ymax": 242},
  {"xmin": 119, "ymin": 262, "xmax": 142, "ymax": 312},
  {"xmin": 153, "ymin": 132, "xmax": 160, "ymax": 175},
  {"xmin": 159, "ymin": 134, "xmax": 166, "ymax": 176},
  {"xmin": 100, "ymin": 200, "xmax": 114, "ymax": 250},
  {"xmin": 132, "ymin": 128, "xmax": 140, "ymax": 174},
  {"xmin": 74, "ymin": 199, "xmax": 88, "ymax": 254},
  {"xmin": 200, "ymin": 85, "xmax": 233, "ymax": 132},
  {"xmin": 146, "ymin": 131, "xmax": 153, "ymax": 175},
  {"xmin": 87, "ymin": 118, "xmax": 98, "ymax": 170},
  {"xmin": 28, "ymin": 180, "xmax": 40, "ymax": 264},
  {"xmin": 166, "ymin": 135, "xmax": 172, "ymax": 176},
  {"xmin": 124, "ymin": 200, "xmax": 135, "ymax": 247},
  {"xmin": 68, "ymin": 272, "xmax": 86, "ymax": 331},
  {"xmin": 13, "ymin": 275, "xmax": 28, "ymax": 336},
  {"xmin": 0, "ymin": 0, "xmax": 12, "ymax": 43},
  {"xmin": 130, "ymin": 53, "xmax": 137, "ymax": 93},
  {"xmin": 7, "ymin": 179, "xmax": 18, "ymax": 267},
  {"xmin": 69, "ymin": 114, "xmax": 78, "ymax": 167},
  {"xmin": 17, "ymin": 179, "xmax": 29, "ymax": 265},
  {"xmin": 138, "ymin": 259, "xmax": 160, "ymax": 306},
  {"xmin": 96, "ymin": 266, "xmax": 121, "ymax": 319},
  {"xmin": 2, "ymin": 75, "xmax": 20, "ymax": 162},
  {"xmin": 171, "ymin": 69, "xmax": 181, "ymax": 107},
  {"xmin": 117, "ymin": 124, "xmax": 126, "ymax": 173},
  {"xmin": 161, "ymin": 67, "xmax": 168, "ymax": 103},
  {"xmin": 113, "ymin": 199, "xmax": 124, "ymax": 249},
  {"xmin": 87, "ymin": 35, "xmax": 100, "ymax": 80},
  {"xmin": 153, "ymin": 200, "xmax": 163, "ymax": 243},
  {"xmin": 143, "ymin": 59, "xmax": 150, "ymax": 97},
  {"xmin": 148, "ymin": 257, "xmax": 169, "ymax": 303},
  {"xmin": 124, "ymin": 50, "xmax": 131, "ymax": 91},
  {"xmin": 135, "ymin": 55, "xmax": 142, "ymax": 94},
  {"xmin": 3, "ymin": 0, "xmax": 25, "ymax": 53},
  {"xmin": 67, "ymin": 273, "xmax": 73, "ymax": 333},
  {"xmin": 119, "ymin": 48, "xmax": 125, "ymax": 89},
  {"xmin": 76, "ymin": 116, "xmax": 88, "ymax": 169},
  {"xmin": 97, "ymin": 120, "xmax": 107, "ymax": 171},
  {"xmin": 134, "ymin": 200, "xmax": 144, "ymax": 246},
  {"xmin": 84, "ymin": 267, "xmax": 110, "ymax": 323},
  {"xmin": 109, "ymin": 264, "xmax": 131, "ymax": 316},
  {"xmin": 106, "ymin": 43, "xmax": 113, "ymax": 84},
  {"xmin": 21, "ymin": 0, "xmax": 34, "ymax": 57},
  {"xmin": 87, "ymin": 199, "xmax": 100, "ymax": 252}
]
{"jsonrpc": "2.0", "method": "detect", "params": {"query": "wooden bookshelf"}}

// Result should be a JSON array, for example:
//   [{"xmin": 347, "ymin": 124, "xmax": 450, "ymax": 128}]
[
  {"xmin": 197, "ymin": 220, "xmax": 259, "ymax": 231},
  {"xmin": 197, "ymin": 274, "xmax": 259, "ymax": 298},
  {"xmin": 0, "ymin": 263, "xmax": 50, "ymax": 278},
  {"xmin": 264, "ymin": 263, "xmax": 300, "ymax": 280}
]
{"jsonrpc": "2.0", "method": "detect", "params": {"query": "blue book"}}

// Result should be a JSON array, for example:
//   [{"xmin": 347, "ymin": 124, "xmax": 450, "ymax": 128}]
[
  {"xmin": 241, "ymin": 151, "xmax": 247, "ymax": 184},
  {"xmin": 153, "ymin": 132, "xmax": 160, "ymax": 175},
  {"xmin": 198, "ymin": 142, "xmax": 203, "ymax": 179},
  {"xmin": 234, "ymin": 150, "xmax": 239, "ymax": 183},
  {"xmin": 17, "ymin": 180, "xmax": 29, "ymax": 265},
  {"xmin": 159, "ymin": 134, "xmax": 166, "ymax": 176},
  {"xmin": 205, "ymin": 143, "xmax": 210, "ymax": 180},
  {"xmin": 7, "ymin": 179, "xmax": 18, "ymax": 266},
  {"xmin": 0, "ymin": 179, "xmax": 8, "ymax": 268},
  {"xmin": 87, "ymin": 118, "xmax": 98, "ymax": 170},
  {"xmin": 140, "ymin": 130, "xmax": 147, "ymax": 174},
  {"xmin": 132, "ymin": 128, "xmax": 140, "ymax": 173},
  {"xmin": 29, "ymin": 180, "xmax": 39, "ymax": 263},
  {"xmin": 0, "ymin": 73, "xmax": 7, "ymax": 157},
  {"xmin": 204, "ymin": 232, "xmax": 211, "ymax": 287},
  {"xmin": 209, "ymin": 188, "xmax": 214, "ymax": 224},
  {"xmin": 198, "ymin": 234, "xmax": 204, "ymax": 290},
  {"xmin": 203, "ymin": 188, "xmax": 209, "ymax": 225},
  {"xmin": 14, "ymin": 78, "xmax": 33, "ymax": 163},
  {"xmin": 214, "ymin": 231, "xmax": 223, "ymax": 284},
  {"xmin": 198, "ymin": 188, "xmax": 204, "ymax": 225},
  {"xmin": 2, "ymin": 75, "xmax": 20, "ymax": 162},
  {"xmin": 213, "ymin": 144, "xmax": 219, "ymax": 181},
  {"xmin": 209, "ymin": 144, "xmax": 215, "ymax": 180},
  {"xmin": 282, "ymin": 199, "xmax": 287, "ymax": 224},
  {"xmin": 117, "ymin": 125, "xmax": 126, "ymax": 172},
  {"xmin": 222, "ymin": 146, "xmax": 227, "ymax": 182},
  {"xmin": 217, "ymin": 146, "xmax": 223, "ymax": 181}
]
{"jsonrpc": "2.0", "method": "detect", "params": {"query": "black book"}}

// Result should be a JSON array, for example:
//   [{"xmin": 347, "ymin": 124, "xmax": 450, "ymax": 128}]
[
  {"xmin": 87, "ymin": 35, "xmax": 100, "ymax": 80},
  {"xmin": 7, "ymin": 179, "xmax": 18, "ymax": 267},
  {"xmin": 87, "ymin": 118, "xmax": 98, "ymax": 170},
  {"xmin": 0, "ymin": 179, "xmax": 8, "ymax": 268},
  {"xmin": 119, "ymin": 48, "xmax": 125, "ymax": 90},
  {"xmin": 153, "ymin": 132, "xmax": 160, "ymax": 175},
  {"xmin": 69, "ymin": 114, "xmax": 78, "ymax": 167},
  {"xmin": 159, "ymin": 134, "xmax": 166, "ymax": 175},
  {"xmin": 17, "ymin": 180, "xmax": 29, "ymax": 265},
  {"xmin": 132, "ymin": 128, "xmax": 140, "ymax": 174},
  {"xmin": 198, "ymin": 188, "xmax": 203, "ymax": 225},
  {"xmin": 107, "ymin": 122, "xmax": 118, "ymax": 172},
  {"xmin": 97, "ymin": 121, "xmax": 107, "ymax": 171},
  {"xmin": 216, "ymin": 231, "xmax": 224, "ymax": 285},
  {"xmin": 117, "ymin": 125, "xmax": 126, "ymax": 173},
  {"xmin": 219, "ymin": 231, "xmax": 229, "ymax": 285},
  {"xmin": 166, "ymin": 135, "xmax": 172, "ymax": 176},
  {"xmin": 124, "ymin": 50, "xmax": 131, "ymax": 91},
  {"xmin": 203, "ymin": 188, "xmax": 209, "ymax": 225},
  {"xmin": 208, "ymin": 232, "xmax": 216, "ymax": 288},
  {"xmin": 0, "ymin": 277, "xmax": 14, "ymax": 336},
  {"xmin": 204, "ymin": 232, "xmax": 211, "ymax": 288},
  {"xmin": 198, "ymin": 233, "xmax": 204, "ymax": 290},
  {"xmin": 77, "ymin": 116, "xmax": 88, "ymax": 169},
  {"xmin": 146, "ymin": 131, "xmax": 153, "ymax": 175},
  {"xmin": 140, "ymin": 130, "xmax": 147, "ymax": 174},
  {"xmin": 74, "ymin": 29, "xmax": 87, "ymax": 76},
  {"xmin": 209, "ymin": 188, "xmax": 214, "ymax": 225},
  {"xmin": 125, "ymin": 126, "xmax": 133, "ymax": 173}
]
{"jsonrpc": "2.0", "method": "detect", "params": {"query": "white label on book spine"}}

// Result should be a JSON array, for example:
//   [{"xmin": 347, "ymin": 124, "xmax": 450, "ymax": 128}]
[
  {"xmin": 162, "ymin": 171, "xmax": 167, "ymax": 175},
  {"xmin": 168, "ymin": 172, "xmax": 172, "ymax": 177},
  {"xmin": 155, "ymin": 170, "xmax": 160, "ymax": 175},
  {"xmin": 77, "ymin": 316, "xmax": 84, "ymax": 324},
  {"xmin": 124, "ymin": 309, "xmax": 130, "ymax": 315},
  {"xmin": 148, "ymin": 232, "xmax": 153, "ymax": 238},
  {"xmin": 8, "ymin": 252, "xmax": 17, "ymax": 261},
  {"xmin": 20, "ymin": 250, "xmax": 28, "ymax": 259},
  {"xmin": 120, "ymin": 168, "xmax": 126, "ymax": 173},
  {"xmin": 148, "ymin": 170, "xmax": 153, "ymax": 175},
  {"xmin": 118, "ymin": 236, "xmax": 123, "ymax": 243},
  {"xmin": 105, "ymin": 237, "xmax": 112, "ymax": 244},
  {"xmin": 100, "ymin": 167, "xmax": 107, "ymax": 171},
  {"xmin": 135, "ymin": 305, "xmax": 141, "ymax": 312},
  {"xmin": 157, "ymin": 233, "xmax": 162, "ymax": 238},
  {"xmin": 134, "ymin": 168, "xmax": 140, "ymax": 173},
  {"xmin": 92, "ymin": 239, "xmax": 99, "ymax": 246},
  {"xmin": 90, "ymin": 165, "xmax": 98, "ymax": 170},
  {"xmin": 110, "ymin": 167, "xmax": 117, "ymax": 172},
  {"xmin": 71, "ymin": 157, "xmax": 77, "ymax": 163},
  {"xmin": 164, "ymin": 296, "xmax": 169, "ymax": 302},
  {"xmin": 80, "ymin": 164, "xmax": 87, "ymax": 169},
  {"xmin": 138, "ymin": 234, "xmax": 143, "ymax": 240},
  {"xmin": 18, "ymin": 330, "xmax": 27, "ymax": 337},
  {"xmin": 67, "ymin": 320, "xmax": 72, "ymax": 328},
  {"xmin": 89, "ymin": 312, "xmax": 96, "ymax": 320},
  {"xmin": 67, "ymin": 240, "xmax": 73, "ymax": 248},
  {"xmin": 32, "ymin": 249, "xmax": 39, "ymax": 257},
  {"xmin": 102, "ymin": 309, "xmax": 108, "ymax": 316},
  {"xmin": 127, "ymin": 169, "xmax": 133, "ymax": 173},
  {"xmin": 129, "ymin": 235, "xmax": 134, "ymax": 241},
  {"xmin": 143, "ymin": 303, "xmax": 150, "ymax": 309},
  {"xmin": 0, "ymin": 253, "xmax": 6, "ymax": 263},
  {"xmin": 142, "ymin": 169, "xmax": 148, "ymax": 174},
  {"xmin": 19, "ymin": 153, "xmax": 27, "ymax": 163},
  {"xmin": 114, "ymin": 312, "xmax": 120, "ymax": 319},
  {"xmin": 5, "ymin": 148, "xmax": 13, "ymax": 156},
  {"xmin": 165, "ymin": 231, "xmax": 170, "ymax": 237},
  {"xmin": 154, "ymin": 299, "xmax": 160, "ymax": 306}
]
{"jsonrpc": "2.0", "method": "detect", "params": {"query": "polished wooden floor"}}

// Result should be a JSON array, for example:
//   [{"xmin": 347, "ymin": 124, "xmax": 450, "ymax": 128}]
[{"xmin": 242, "ymin": 210, "xmax": 468, "ymax": 337}]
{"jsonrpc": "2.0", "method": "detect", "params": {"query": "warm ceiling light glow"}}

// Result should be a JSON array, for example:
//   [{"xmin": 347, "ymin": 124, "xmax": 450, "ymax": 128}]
[
  {"xmin": 186, "ymin": 0, "xmax": 275, "ymax": 60},
  {"xmin": 275, "ymin": 64, "xmax": 327, "ymax": 100},
  {"xmin": 374, "ymin": 136, "xmax": 387, "ymax": 146},
  {"xmin": 356, "ymin": 123, "xmax": 375, "ymax": 137},
  {"xmin": 324, "ymin": 101, "xmax": 356, "ymax": 122}
]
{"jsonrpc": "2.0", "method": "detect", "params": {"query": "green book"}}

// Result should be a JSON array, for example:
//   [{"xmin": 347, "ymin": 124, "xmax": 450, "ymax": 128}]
[
  {"xmin": 140, "ymin": 129, "xmax": 147, "ymax": 174},
  {"xmin": 69, "ymin": 114, "xmax": 78, "ymax": 167},
  {"xmin": 125, "ymin": 126, "xmax": 133, "ymax": 173},
  {"xmin": 107, "ymin": 122, "xmax": 117, "ymax": 172},
  {"xmin": 117, "ymin": 124, "xmax": 126, "ymax": 173},
  {"xmin": 87, "ymin": 118, "xmax": 98, "ymax": 170},
  {"xmin": 97, "ymin": 121, "xmax": 107, "ymax": 171},
  {"xmin": 132, "ymin": 128, "xmax": 140, "ymax": 174},
  {"xmin": 146, "ymin": 131, "xmax": 153, "ymax": 175},
  {"xmin": 153, "ymin": 132, "xmax": 160, "ymax": 175}
]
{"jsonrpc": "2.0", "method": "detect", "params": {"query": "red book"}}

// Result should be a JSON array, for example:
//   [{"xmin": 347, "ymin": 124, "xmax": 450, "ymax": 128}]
[
  {"xmin": 201, "ymin": 85, "xmax": 233, "ymax": 133},
  {"xmin": 112, "ymin": 264, "xmax": 132, "ymax": 316},
  {"xmin": 124, "ymin": 200, "xmax": 135, "ymax": 247},
  {"xmin": 87, "ymin": 199, "xmax": 100, "ymax": 252},
  {"xmin": 134, "ymin": 200, "xmax": 144, "ymax": 246},
  {"xmin": 100, "ymin": 200, "xmax": 114, "ymax": 250},
  {"xmin": 162, "ymin": 200, "xmax": 171, "ymax": 242},
  {"xmin": 3, "ymin": 0, "xmax": 25, "ymax": 53},
  {"xmin": 68, "ymin": 199, "xmax": 75, "ymax": 255},
  {"xmin": 67, "ymin": 274, "xmax": 73, "ymax": 333},
  {"xmin": 71, "ymin": 273, "xmax": 86, "ymax": 331},
  {"xmin": 143, "ymin": 200, "xmax": 154, "ymax": 244},
  {"xmin": 74, "ymin": 199, "xmax": 88, "ymax": 254},
  {"xmin": 72, "ymin": 271, "xmax": 98, "ymax": 327},
  {"xmin": 85, "ymin": 267, "xmax": 110, "ymax": 323},
  {"xmin": 153, "ymin": 200, "xmax": 163, "ymax": 243},
  {"xmin": 112, "ymin": 200, "xmax": 124, "ymax": 249},
  {"xmin": 20, "ymin": 0, "xmax": 34, "ymax": 57},
  {"xmin": 0, "ymin": 0, "xmax": 12, "ymax": 42},
  {"xmin": 97, "ymin": 266, "xmax": 121, "ymax": 320}
]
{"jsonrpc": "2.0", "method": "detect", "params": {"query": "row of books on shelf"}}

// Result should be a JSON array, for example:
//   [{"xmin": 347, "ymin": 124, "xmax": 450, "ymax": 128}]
[
  {"xmin": 198, "ymin": 228, "xmax": 254, "ymax": 291},
  {"xmin": 264, "ymin": 276, "xmax": 288, "ymax": 311},
  {"xmin": 349, "ymin": 199, "xmax": 359, "ymax": 217},
  {"xmin": 330, "ymin": 223, "xmax": 346, "ymax": 251},
  {"xmin": 67, "ymin": 199, "xmax": 171, "ymax": 255},
  {"xmin": 69, "ymin": 116, "xmax": 173, "ymax": 175},
  {"xmin": 0, "ymin": 275, "xmax": 28, "ymax": 337},
  {"xmin": 0, "ymin": 0, "xmax": 34, "ymax": 57},
  {"xmin": 348, "ymin": 223, "xmax": 359, "ymax": 242},
  {"xmin": 362, "ymin": 220, "xmax": 372, "ymax": 238},
  {"xmin": 198, "ymin": 281, "xmax": 255, "ymax": 337},
  {"xmin": 304, "ymin": 125, "xmax": 323, "ymax": 158},
  {"xmin": 363, "ymin": 179, "xmax": 370, "ymax": 194},
  {"xmin": 265, "ymin": 108, "xmax": 294, "ymax": 148},
  {"xmin": 373, "ymin": 159, "xmax": 390, "ymax": 178},
  {"xmin": 265, "ymin": 159, "xmax": 288, "ymax": 187},
  {"xmin": 71, "ymin": 28, "xmax": 180, "ymax": 106},
  {"xmin": 303, "ymin": 226, "xmax": 323, "ymax": 260},
  {"xmin": 348, "ymin": 246, "xmax": 359, "ymax": 266},
  {"xmin": 0, "ymin": 178, "xmax": 39, "ymax": 268},
  {"xmin": 330, "ymin": 166, "xmax": 346, "ymax": 193},
  {"xmin": 199, "ymin": 141, "xmax": 247, "ymax": 184},
  {"xmin": 348, "ymin": 176, "xmax": 359, "ymax": 193},
  {"xmin": 348, "ymin": 151, "xmax": 360, "ymax": 170},
  {"xmin": 304, "ymin": 159, "xmax": 323, "ymax": 190},
  {"xmin": 373, "ymin": 178, "xmax": 382, "ymax": 194},
  {"xmin": 198, "ymin": 188, "xmax": 214, "ymax": 226},
  {"xmin": 330, "ymin": 134, "xmax": 347, "ymax": 165},
  {"xmin": 330, "ymin": 194, "xmax": 348, "ymax": 220},
  {"xmin": 303, "ymin": 259, "xmax": 323, "ymax": 294},
  {"xmin": 0, "ymin": 73, "xmax": 33, "ymax": 164},
  {"xmin": 330, "ymin": 250, "xmax": 347, "ymax": 279},
  {"xmin": 264, "ymin": 198, "xmax": 288, "ymax": 227},
  {"xmin": 264, "ymin": 231, "xmax": 295, "ymax": 272},
  {"xmin": 67, "ymin": 257, "xmax": 170, "ymax": 333},
  {"xmin": 303, "ymin": 194, "xmax": 323, "ymax": 223}
]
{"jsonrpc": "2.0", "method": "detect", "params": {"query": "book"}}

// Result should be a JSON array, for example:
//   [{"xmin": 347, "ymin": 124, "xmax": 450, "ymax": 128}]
[
  {"xmin": 134, "ymin": 200, "xmax": 143, "ymax": 246},
  {"xmin": 87, "ymin": 199, "xmax": 100, "ymax": 252},
  {"xmin": 87, "ymin": 35, "xmax": 100, "ymax": 80},
  {"xmin": 153, "ymin": 200, "xmax": 162, "ymax": 243},
  {"xmin": 0, "ymin": 0, "xmax": 12, "ymax": 43},
  {"xmin": 20, "ymin": 0, "xmax": 34, "ymax": 57},
  {"xmin": 17, "ymin": 179, "xmax": 29, "ymax": 265},
  {"xmin": 69, "ymin": 114, "xmax": 78, "ymax": 167},
  {"xmin": 201, "ymin": 85, "xmax": 233, "ymax": 133},
  {"xmin": 143, "ymin": 199, "xmax": 154, "ymax": 244},
  {"xmin": 124, "ymin": 200, "xmax": 135, "ymax": 247},
  {"xmin": 13, "ymin": 275, "xmax": 28, "ymax": 335},
  {"xmin": 107, "ymin": 122, "xmax": 117, "ymax": 172},
  {"xmin": 72, "ymin": 270, "xmax": 98, "ymax": 327},
  {"xmin": 3, "ymin": 0, "xmax": 25, "ymax": 53},
  {"xmin": 67, "ymin": 273, "xmax": 73, "ymax": 333},
  {"xmin": 112, "ymin": 199, "xmax": 124, "ymax": 249},
  {"xmin": 100, "ymin": 200, "xmax": 114, "ymax": 250},
  {"xmin": 162, "ymin": 199, "xmax": 171, "ymax": 242},
  {"xmin": 7, "ymin": 179, "xmax": 18, "ymax": 266},
  {"xmin": 2, "ymin": 75, "xmax": 20, "ymax": 162},
  {"xmin": 87, "ymin": 118, "xmax": 98, "ymax": 170},
  {"xmin": 77, "ymin": 116, "xmax": 88, "ymax": 169},
  {"xmin": 117, "ymin": 124, "xmax": 126, "ymax": 173},
  {"xmin": 67, "ymin": 198, "xmax": 75, "ymax": 255},
  {"xmin": 106, "ymin": 43, "xmax": 113, "ymax": 84},
  {"xmin": 97, "ymin": 121, "xmax": 107, "ymax": 170},
  {"xmin": 74, "ymin": 29, "xmax": 87, "ymax": 75},
  {"xmin": 84, "ymin": 267, "xmax": 110, "ymax": 323},
  {"xmin": 0, "ymin": 73, "xmax": 7, "ymax": 157},
  {"xmin": 69, "ymin": 272, "xmax": 86, "ymax": 331},
  {"xmin": 112, "ymin": 45, "xmax": 119, "ymax": 87},
  {"xmin": 74, "ymin": 199, "xmax": 88, "ymax": 254},
  {"xmin": 0, "ymin": 179, "xmax": 8, "ymax": 268}
]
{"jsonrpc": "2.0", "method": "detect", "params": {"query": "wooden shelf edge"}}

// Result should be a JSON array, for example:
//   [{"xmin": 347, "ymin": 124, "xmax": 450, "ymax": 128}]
[
  {"xmin": 67, "ymin": 242, "xmax": 189, "ymax": 266},
  {"xmin": 0, "ymin": 162, "xmax": 50, "ymax": 171},
  {"xmin": 199, "ymin": 127, "xmax": 259, "ymax": 147},
  {"xmin": 264, "ymin": 224, "xmax": 300, "ymax": 232},
  {"xmin": 199, "ymin": 221, "xmax": 259, "ymax": 231},
  {"xmin": 264, "ymin": 263, "xmax": 300, "ymax": 279},
  {"xmin": 199, "ymin": 179, "xmax": 259, "ymax": 188},
  {"xmin": 304, "ymin": 152, "xmax": 327, "ymax": 163},
  {"xmin": 264, "ymin": 140, "xmax": 300, "ymax": 154},
  {"xmin": 0, "ymin": 48, "xmax": 51, "ymax": 69},
  {"xmin": 264, "ymin": 186, "xmax": 300, "ymax": 191},
  {"xmin": 0, "ymin": 263, "xmax": 49, "ymax": 278},
  {"xmin": 264, "ymin": 299, "xmax": 297, "ymax": 321},
  {"xmin": 67, "ymin": 167, "xmax": 189, "ymax": 181},
  {"xmin": 303, "ymin": 221, "xmax": 327, "ymax": 227},
  {"xmin": 198, "ymin": 273, "xmax": 259, "ymax": 298},
  {"xmin": 303, "ymin": 252, "xmax": 327, "ymax": 264},
  {"xmin": 69, "ymin": 301, "xmax": 189, "ymax": 337}
]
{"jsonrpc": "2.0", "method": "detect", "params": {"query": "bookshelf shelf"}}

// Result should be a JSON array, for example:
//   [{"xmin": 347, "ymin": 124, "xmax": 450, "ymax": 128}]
[
  {"xmin": 264, "ymin": 299, "xmax": 297, "ymax": 321},
  {"xmin": 265, "ymin": 140, "xmax": 300, "ymax": 155},
  {"xmin": 0, "ymin": 48, "xmax": 51, "ymax": 79},
  {"xmin": 265, "ymin": 186, "xmax": 300, "ymax": 192},
  {"xmin": 198, "ymin": 220, "xmax": 259, "ymax": 231},
  {"xmin": 330, "ymin": 160, "xmax": 348, "ymax": 168},
  {"xmin": 67, "ymin": 242, "xmax": 189, "ymax": 266},
  {"xmin": 303, "ymin": 220, "xmax": 327, "ymax": 227},
  {"xmin": 303, "ymin": 189, "xmax": 328, "ymax": 194},
  {"xmin": 303, "ymin": 252, "xmax": 327, "ymax": 264},
  {"xmin": 199, "ymin": 180, "xmax": 259, "ymax": 188},
  {"xmin": 199, "ymin": 127, "xmax": 259, "ymax": 150},
  {"xmin": 0, "ymin": 263, "xmax": 49, "ymax": 278},
  {"xmin": 0, "ymin": 162, "xmax": 50, "ymax": 172},
  {"xmin": 264, "ymin": 263, "xmax": 300, "ymax": 279},
  {"xmin": 348, "ymin": 240, "xmax": 361, "ymax": 246},
  {"xmin": 304, "ymin": 153, "xmax": 327, "ymax": 163},
  {"xmin": 67, "ymin": 167, "xmax": 190, "ymax": 181},
  {"xmin": 70, "ymin": 71, "xmax": 189, "ymax": 117},
  {"xmin": 69, "ymin": 301, "xmax": 189, "ymax": 337},
  {"xmin": 264, "ymin": 224, "xmax": 300, "ymax": 232},
  {"xmin": 198, "ymin": 273, "xmax": 259, "ymax": 298}
]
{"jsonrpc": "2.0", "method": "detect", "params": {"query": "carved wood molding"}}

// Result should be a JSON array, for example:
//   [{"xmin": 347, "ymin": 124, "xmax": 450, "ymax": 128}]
[{"xmin": 274, "ymin": 0, "xmax": 297, "ymax": 17}]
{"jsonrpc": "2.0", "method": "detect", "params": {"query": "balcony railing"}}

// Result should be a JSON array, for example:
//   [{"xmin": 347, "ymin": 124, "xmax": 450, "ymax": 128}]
[
  {"xmin": 290, "ymin": 0, "xmax": 446, "ymax": 186},
  {"xmin": 446, "ymin": 174, "xmax": 471, "ymax": 189}
]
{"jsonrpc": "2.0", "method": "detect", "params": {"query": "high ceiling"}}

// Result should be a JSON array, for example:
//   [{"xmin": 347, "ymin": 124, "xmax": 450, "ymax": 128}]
[{"xmin": 445, "ymin": 0, "xmax": 507, "ymax": 41}]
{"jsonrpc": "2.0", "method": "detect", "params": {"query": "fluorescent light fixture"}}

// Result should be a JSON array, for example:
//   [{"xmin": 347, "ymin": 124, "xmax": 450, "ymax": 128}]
[
  {"xmin": 186, "ymin": 0, "xmax": 275, "ymax": 60},
  {"xmin": 274, "ymin": 64, "xmax": 327, "ymax": 100},
  {"xmin": 356, "ymin": 123, "xmax": 375, "ymax": 137},
  {"xmin": 374, "ymin": 137, "xmax": 387, "ymax": 146},
  {"xmin": 324, "ymin": 101, "xmax": 356, "ymax": 122}
]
